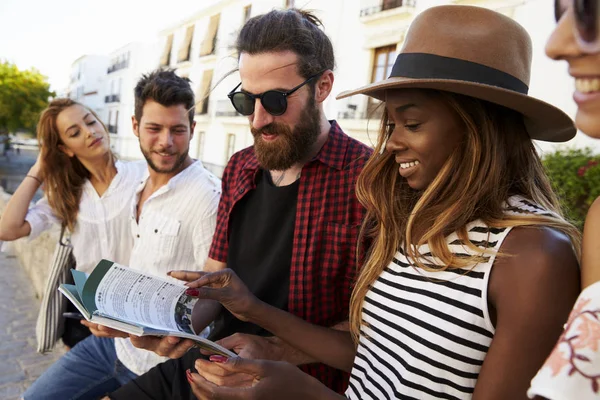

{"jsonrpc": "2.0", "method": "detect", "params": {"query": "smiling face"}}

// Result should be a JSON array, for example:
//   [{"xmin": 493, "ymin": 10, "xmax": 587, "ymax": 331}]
[
  {"xmin": 55, "ymin": 104, "xmax": 110, "ymax": 160},
  {"xmin": 546, "ymin": 0, "xmax": 600, "ymax": 138},
  {"xmin": 132, "ymin": 100, "xmax": 194, "ymax": 175},
  {"xmin": 238, "ymin": 51, "xmax": 324, "ymax": 170},
  {"xmin": 384, "ymin": 89, "xmax": 465, "ymax": 191}
]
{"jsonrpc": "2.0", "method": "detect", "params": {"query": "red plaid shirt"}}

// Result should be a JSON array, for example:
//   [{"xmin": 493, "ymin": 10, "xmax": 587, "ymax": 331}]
[{"xmin": 208, "ymin": 121, "xmax": 372, "ymax": 393}]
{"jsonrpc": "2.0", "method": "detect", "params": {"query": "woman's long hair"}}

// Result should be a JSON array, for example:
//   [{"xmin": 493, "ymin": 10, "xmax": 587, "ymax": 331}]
[
  {"xmin": 349, "ymin": 90, "xmax": 581, "ymax": 343},
  {"xmin": 36, "ymin": 98, "xmax": 114, "ymax": 232}
]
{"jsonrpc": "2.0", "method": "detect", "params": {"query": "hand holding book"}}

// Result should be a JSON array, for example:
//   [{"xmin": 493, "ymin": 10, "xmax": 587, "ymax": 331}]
[
  {"xmin": 58, "ymin": 259, "xmax": 235, "ymax": 358},
  {"xmin": 169, "ymin": 268, "xmax": 261, "ymax": 323}
]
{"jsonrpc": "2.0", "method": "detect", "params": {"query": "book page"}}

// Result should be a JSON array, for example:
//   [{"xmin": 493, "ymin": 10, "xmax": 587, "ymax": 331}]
[{"xmin": 94, "ymin": 262, "xmax": 198, "ymax": 334}]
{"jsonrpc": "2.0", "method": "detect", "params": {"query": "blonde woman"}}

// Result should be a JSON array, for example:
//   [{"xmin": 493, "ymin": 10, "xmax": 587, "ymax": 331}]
[{"xmin": 0, "ymin": 99, "xmax": 144, "ymax": 348}]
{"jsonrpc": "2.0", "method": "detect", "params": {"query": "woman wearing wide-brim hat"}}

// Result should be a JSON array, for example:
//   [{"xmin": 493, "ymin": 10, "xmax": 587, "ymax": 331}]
[{"xmin": 183, "ymin": 5, "xmax": 581, "ymax": 400}]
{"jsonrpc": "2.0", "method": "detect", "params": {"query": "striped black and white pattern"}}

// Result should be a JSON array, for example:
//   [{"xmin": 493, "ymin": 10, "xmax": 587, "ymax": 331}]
[
  {"xmin": 35, "ymin": 227, "xmax": 74, "ymax": 353},
  {"xmin": 346, "ymin": 196, "xmax": 551, "ymax": 399}
]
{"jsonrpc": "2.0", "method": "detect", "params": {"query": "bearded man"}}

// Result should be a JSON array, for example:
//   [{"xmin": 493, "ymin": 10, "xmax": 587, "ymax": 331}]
[{"xmin": 108, "ymin": 9, "xmax": 372, "ymax": 400}]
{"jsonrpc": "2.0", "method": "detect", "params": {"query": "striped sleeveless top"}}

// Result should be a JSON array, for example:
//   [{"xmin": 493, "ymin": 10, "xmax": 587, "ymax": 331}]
[{"xmin": 346, "ymin": 196, "xmax": 556, "ymax": 400}]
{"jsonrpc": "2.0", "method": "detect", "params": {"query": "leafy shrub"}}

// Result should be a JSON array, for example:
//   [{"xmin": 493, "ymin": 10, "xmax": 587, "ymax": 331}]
[{"xmin": 542, "ymin": 147, "xmax": 600, "ymax": 230}]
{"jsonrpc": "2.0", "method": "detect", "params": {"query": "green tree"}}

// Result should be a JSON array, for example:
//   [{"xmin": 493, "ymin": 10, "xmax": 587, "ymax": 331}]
[
  {"xmin": 543, "ymin": 147, "xmax": 600, "ymax": 230},
  {"xmin": 0, "ymin": 61, "xmax": 55, "ymax": 134}
]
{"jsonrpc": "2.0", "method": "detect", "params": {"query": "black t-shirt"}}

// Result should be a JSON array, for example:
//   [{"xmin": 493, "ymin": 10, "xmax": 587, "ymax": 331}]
[{"xmin": 210, "ymin": 169, "xmax": 299, "ymax": 340}]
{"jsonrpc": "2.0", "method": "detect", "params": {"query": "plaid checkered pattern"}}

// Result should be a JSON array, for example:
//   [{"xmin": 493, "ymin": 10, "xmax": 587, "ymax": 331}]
[{"xmin": 209, "ymin": 121, "xmax": 372, "ymax": 393}]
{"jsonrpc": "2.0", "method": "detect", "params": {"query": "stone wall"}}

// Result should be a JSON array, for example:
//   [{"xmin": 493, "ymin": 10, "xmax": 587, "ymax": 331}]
[{"xmin": 0, "ymin": 187, "xmax": 59, "ymax": 299}]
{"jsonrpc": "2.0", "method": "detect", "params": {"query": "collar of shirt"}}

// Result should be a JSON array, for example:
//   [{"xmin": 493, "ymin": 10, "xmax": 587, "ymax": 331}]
[
  {"xmin": 135, "ymin": 160, "xmax": 203, "ymax": 199},
  {"xmin": 83, "ymin": 160, "xmax": 126, "ymax": 200}
]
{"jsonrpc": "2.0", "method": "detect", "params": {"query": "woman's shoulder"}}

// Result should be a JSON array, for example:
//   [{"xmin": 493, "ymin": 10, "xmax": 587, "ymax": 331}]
[
  {"xmin": 503, "ymin": 195, "xmax": 559, "ymax": 218},
  {"xmin": 585, "ymin": 196, "xmax": 600, "ymax": 224}
]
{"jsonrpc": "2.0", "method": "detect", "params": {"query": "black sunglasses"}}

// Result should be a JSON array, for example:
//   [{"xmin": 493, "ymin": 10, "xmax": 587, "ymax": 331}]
[
  {"xmin": 555, "ymin": 0, "xmax": 599, "ymax": 51},
  {"xmin": 227, "ymin": 71, "xmax": 324, "ymax": 116}
]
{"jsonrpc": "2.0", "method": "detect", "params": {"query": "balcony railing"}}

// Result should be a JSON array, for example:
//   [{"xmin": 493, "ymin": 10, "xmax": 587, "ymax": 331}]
[
  {"xmin": 107, "ymin": 60, "xmax": 129, "ymax": 74},
  {"xmin": 108, "ymin": 124, "xmax": 117, "ymax": 134},
  {"xmin": 105, "ymin": 94, "xmax": 121, "ymax": 103},
  {"xmin": 360, "ymin": 0, "xmax": 416, "ymax": 17},
  {"xmin": 215, "ymin": 100, "xmax": 239, "ymax": 117},
  {"xmin": 337, "ymin": 110, "xmax": 368, "ymax": 120}
]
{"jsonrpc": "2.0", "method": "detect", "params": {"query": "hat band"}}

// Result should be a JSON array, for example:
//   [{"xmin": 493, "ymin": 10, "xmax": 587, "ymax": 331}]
[{"xmin": 390, "ymin": 53, "xmax": 529, "ymax": 95}]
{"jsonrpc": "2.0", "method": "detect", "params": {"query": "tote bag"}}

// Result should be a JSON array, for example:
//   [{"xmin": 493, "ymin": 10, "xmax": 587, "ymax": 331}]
[{"xmin": 35, "ymin": 225, "xmax": 74, "ymax": 353}]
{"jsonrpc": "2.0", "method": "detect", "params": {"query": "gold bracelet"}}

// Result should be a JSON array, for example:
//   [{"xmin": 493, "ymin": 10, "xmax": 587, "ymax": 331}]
[{"xmin": 26, "ymin": 175, "xmax": 42, "ymax": 185}]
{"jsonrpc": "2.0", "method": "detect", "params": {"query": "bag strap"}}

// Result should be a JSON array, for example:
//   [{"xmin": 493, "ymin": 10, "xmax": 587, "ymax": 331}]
[{"xmin": 58, "ymin": 224, "xmax": 71, "ymax": 247}]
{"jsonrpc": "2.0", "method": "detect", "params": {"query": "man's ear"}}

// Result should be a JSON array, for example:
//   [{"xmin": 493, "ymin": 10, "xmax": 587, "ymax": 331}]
[
  {"xmin": 190, "ymin": 121, "xmax": 196, "ymax": 141},
  {"xmin": 58, "ymin": 144, "xmax": 75, "ymax": 158},
  {"xmin": 314, "ymin": 70, "xmax": 334, "ymax": 104},
  {"xmin": 132, "ymin": 115, "xmax": 140, "ymax": 138}
]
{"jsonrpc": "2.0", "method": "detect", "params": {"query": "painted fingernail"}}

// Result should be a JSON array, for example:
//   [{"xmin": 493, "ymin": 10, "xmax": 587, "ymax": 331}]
[
  {"xmin": 209, "ymin": 355, "xmax": 228, "ymax": 363},
  {"xmin": 186, "ymin": 369, "xmax": 194, "ymax": 383},
  {"xmin": 185, "ymin": 288, "xmax": 199, "ymax": 296}
]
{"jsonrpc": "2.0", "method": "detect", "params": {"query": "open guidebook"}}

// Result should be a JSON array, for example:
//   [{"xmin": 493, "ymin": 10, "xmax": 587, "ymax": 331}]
[{"xmin": 58, "ymin": 259, "xmax": 235, "ymax": 357}]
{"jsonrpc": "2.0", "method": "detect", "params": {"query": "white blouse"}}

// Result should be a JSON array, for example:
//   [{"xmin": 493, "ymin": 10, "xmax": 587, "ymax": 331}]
[
  {"xmin": 528, "ymin": 280, "xmax": 600, "ymax": 400},
  {"xmin": 25, "ymin": 160, "xmax": 147, "ymax": 273}
]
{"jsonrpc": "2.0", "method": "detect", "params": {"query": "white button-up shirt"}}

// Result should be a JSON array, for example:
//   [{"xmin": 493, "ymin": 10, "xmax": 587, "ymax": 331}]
[
  {"xmin": 25, "ymin": 160, "xmax": 146, "ymax": 273},
  {"xmin": 115, "ymin": 160, "xmax": 221, "ymax": 376}
]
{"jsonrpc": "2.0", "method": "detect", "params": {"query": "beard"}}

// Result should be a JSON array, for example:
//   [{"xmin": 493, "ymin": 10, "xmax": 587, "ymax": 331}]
[
  {"xmin": 140, "ymin": 144, "xmax": 189, "ymax": 174},
  {"xmin": 251, "ymin": 96, "xmax": 321, "ymax": 171}
]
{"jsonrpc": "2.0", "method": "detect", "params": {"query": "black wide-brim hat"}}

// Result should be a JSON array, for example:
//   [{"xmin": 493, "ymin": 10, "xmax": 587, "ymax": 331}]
[{"xmin": 337, "ymin": 5, "xmax": 576, "ymax": 143}]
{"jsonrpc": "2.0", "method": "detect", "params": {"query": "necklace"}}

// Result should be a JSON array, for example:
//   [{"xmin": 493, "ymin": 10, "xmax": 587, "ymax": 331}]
[{"xmin": 273, "ymin": 171, "xmax": 286, "ymax": 187}]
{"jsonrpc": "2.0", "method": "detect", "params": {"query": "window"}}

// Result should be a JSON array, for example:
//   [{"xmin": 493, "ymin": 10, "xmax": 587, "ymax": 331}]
[
  {"xmin": 196, "ymin": 131, "xmax": 206, "ymax": 159},
  {"xmin": 196, "ymin": 69, "xmax": 214, "ymax": 115},
  {"xmin": 107, "ymin": 110, "xmax": 117, "ymax": 134},
  {"xmin": 368, "ymin": 45, "xmax": 397, "ymax": 117},
  {"xmin": 225, "ymin": 134, "xmax": 236, "ymax": 161},
  {"xmin": 285, "ymin": 0, "xmax": 295, "ymax": 8},
  {"xmin": 243, "ymin": 5, "xmax": 252, "ymax": 23},
  {"xmin": 160, "ymin": 34, "xmax": 174, "ymax": 66},
  {"xmin": 200, "ymin": 14, "xmax": 220, "ymax": 56},
  {"xmin": 371, "ymin": 45, "xmax": 397, "ymax": 83},
  {"xmin": 115, "ymin": 110, "xmax": 119, "ymax": 134},
  {"xmin": 177, "ymin": 25, "xmax": 195, "ymax": 62},
  {"xmin": 382, "ymin": 0, "xmax": 404, "ymax": 11}
]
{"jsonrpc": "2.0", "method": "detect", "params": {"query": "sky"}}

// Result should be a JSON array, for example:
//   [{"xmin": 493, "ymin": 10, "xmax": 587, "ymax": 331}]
[{"xmin": 0, "ymin": 0, "xmax": 217, "ymax": 91}]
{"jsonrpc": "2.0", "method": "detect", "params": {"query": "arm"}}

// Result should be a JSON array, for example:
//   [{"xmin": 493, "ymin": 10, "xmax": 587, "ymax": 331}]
[
  {"xmin": 0, "ymin": 157, "xmax": 42, "ymax": 240},
  {"xmin": 189, "ymin": 357, "xmax": 345, "ymax": 400},
  {"xmin": 186, "ymin": 269, "xmax": 356, "ymax": 372},
  {"xmin": 249, "ymin": 303, "xmax": 355, "ymax": 372},
  {"xmin": 581, "ymin": 196, "xmax": 600, "ymax": 289},
  {"xmin": 472, "ymin": 226, "xmax": 580, "ymax": 400}
]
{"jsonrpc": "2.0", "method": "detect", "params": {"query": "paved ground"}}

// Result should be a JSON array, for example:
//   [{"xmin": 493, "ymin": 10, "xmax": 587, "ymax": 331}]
[{"xmin": 0, "ymin": 252, "xmax": 65, "ymax": 400}]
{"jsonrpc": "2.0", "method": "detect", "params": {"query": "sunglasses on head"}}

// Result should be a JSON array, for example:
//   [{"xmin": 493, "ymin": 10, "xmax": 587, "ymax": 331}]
[
  {"xmin": 555, "ymin": 0, "xmax": 600, "ymax": 52},
  {"xmin": 227, "ymin": 71, "xmax": 324, "ymax": 116}
]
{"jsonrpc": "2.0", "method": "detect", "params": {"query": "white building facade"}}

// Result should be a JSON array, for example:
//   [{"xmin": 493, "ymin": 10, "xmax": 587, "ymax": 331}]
[
  {"xmin": 66, "ymin": 55, "xmax": 109, "ymax": 117},
  {"xmin": 153, "ymin": 0, "xmax": 594, "ymax": 177},
  {"xmin": 64, "ymin": 0, "xmax": 594, "ymax": 174},
  {"xmin": 103, "ymin": 42, "xmax": 158, "ymax": 159}
]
